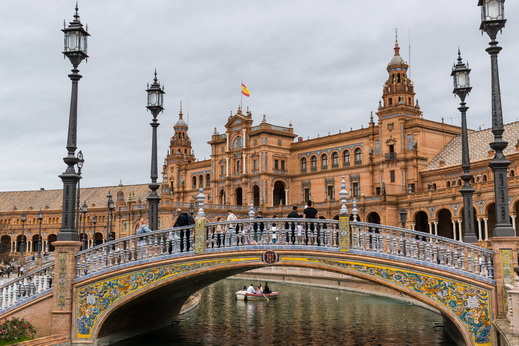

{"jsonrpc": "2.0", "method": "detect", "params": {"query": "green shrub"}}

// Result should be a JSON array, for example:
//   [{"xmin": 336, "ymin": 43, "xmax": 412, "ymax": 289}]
[{"xmin": 0, "ymin": 317, "xmax": 36, "ymax": 345}]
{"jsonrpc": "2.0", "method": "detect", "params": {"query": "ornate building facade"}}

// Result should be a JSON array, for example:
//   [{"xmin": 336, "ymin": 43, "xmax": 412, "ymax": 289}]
[{"xmin": 1, "ymin": 38, "xmax": 519, "ymax": 256}]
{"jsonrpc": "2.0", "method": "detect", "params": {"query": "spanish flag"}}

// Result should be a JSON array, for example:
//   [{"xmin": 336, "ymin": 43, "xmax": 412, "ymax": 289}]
[{"xmin": 241, "ymin": 83, "xmax": 251, "ymax": 97}]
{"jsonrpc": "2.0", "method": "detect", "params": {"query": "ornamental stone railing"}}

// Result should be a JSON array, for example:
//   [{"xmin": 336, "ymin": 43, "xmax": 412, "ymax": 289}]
[
  {"xmin": 73, "ymin": 218, "xmax": 494, "ymax": 282},
  {"xmin": 0, "ymin": 263, "xmax": 54, "ymax": 312}
]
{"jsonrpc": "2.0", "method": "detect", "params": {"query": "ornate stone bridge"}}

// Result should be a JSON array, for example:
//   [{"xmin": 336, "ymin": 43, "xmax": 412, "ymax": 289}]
[{"xmin": 0, "ymin": 211, "xmax": 515, "ymax": 345}]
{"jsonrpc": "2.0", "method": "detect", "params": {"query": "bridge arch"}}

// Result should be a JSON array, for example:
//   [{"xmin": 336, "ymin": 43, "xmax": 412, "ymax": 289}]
[{"xmin": 73, "ymin": 250, "xmax": 492, "ymax": 345}]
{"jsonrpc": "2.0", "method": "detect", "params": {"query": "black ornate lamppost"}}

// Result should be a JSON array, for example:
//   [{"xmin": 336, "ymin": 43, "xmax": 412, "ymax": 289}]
[
  {"xmin": 80, "ymin": 201, "xmax": 88, "ymax": 249},
  {"xmin": 20, "ymin": 213, "xmax": 27, "ymax": 263},
  {"xmin": 146, "ymin": 71, "xmax": 165, "ymax": 231},
  {"xmin": 37, "ymin": 210, "xmax": 43, "ymax": 256},
  {"xmin": 478, "ymin": 0, "xmax": 515, "ymax": 237},
  {"xmin": 58, "ymin": 5, "xmax": 90, "ymax": 241},
  {"xmin": 451, "ymin": 51, "xmax": 478, "ymax": 243},
  {"xmin": 92, "ymin": 215, "xmax": 97, "ymax": 247},
  {"xmin": 399, "ymin": 209, "xmax": 407, "ymax": 228},
  {"xmin": 107, "ymin": 192, "xmax": 115, "ymax": 241}
]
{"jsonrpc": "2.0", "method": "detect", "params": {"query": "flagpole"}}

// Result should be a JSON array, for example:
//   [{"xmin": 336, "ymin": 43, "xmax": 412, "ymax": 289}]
[{"xmin": 240, "ymin": 82, "xmax": 243, "ymax": 110}]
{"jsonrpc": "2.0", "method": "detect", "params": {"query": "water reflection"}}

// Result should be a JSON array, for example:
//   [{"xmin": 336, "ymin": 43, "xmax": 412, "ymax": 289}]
[{"xmin": 115, "ymin": 279, "xmax": 456, "ymax": 345}]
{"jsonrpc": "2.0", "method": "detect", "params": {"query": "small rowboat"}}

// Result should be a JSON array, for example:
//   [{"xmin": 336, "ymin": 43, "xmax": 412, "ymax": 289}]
[{"xmin": 235, "ymin": 290, "xmax": 279, "ymax": 301}]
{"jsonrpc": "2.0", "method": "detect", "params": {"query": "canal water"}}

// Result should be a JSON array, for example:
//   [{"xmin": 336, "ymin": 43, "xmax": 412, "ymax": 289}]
[{"xmin": 115, "ymin": 279, "xmax": 456, "ymax": 345}]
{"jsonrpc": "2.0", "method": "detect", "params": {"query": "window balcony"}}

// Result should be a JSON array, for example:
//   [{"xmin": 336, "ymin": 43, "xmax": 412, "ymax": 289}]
[{"xmin": 385, "ymin": 152, "xmax": 397, "ymax": 160}]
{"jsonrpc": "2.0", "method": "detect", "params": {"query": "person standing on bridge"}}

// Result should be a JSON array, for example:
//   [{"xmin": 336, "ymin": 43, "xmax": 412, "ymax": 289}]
[
  {"xmin": 287, "ymin": 206, "xmax": 301, "ymax": 243},
  {"xmin": 174, "ymin": 208, "xmax": 192, "ymax": 252},
  {"xmin": 303, "ymin": 201, "xmax": 318, "ymax": 245}
]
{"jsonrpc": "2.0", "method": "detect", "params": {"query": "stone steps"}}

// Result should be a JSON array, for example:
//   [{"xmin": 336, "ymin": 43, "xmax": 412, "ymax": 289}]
[{"xmin": 13, "ymin": 334, "xmax": 68, "ymax": 346}]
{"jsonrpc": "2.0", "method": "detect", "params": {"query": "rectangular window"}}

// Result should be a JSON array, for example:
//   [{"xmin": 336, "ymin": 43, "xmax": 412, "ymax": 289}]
[
  {"xmin": 220, "ymin": 165, "xmax": 225, "ymax": 175},
  {"xmin": 375, "ymin": 140, "xmax": 380, "ymax": 155},
  {"xmin": 303, "ymin": 188, "xmax": 310, "ymax": 203},
  {"xmin": 390, "ymin": 170, "xmax": 396, "ymax": 183},
  {"xmin": 281, "ymin": 160, "xmax": 286, "ymax": 171},
  {"xmin": 376, "ymin": 187, "xmax": 381, "ymax": 195},
  {"xmin": 253, "ymin": 159, "xmax": 258, "ymax": 170},
  {"xmin": 327, "ymin": 185, "xmax": 334, "ymax": 200},
  {"xmin": 352, "ymin": 182, "xmax": 360, "ymax": 198},
  {"xmin": 407, "ymin": 135, "xmax": 414, "ymax": 150},
  {"xmin": 274, "ymin": 159, "xmax": 279, "ymax": 170}
]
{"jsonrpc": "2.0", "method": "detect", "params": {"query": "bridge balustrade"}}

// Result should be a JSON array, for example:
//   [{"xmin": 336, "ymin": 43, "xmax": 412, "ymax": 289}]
[
  {"xmin": 0, "ymin": 263, "xmax": 54, "ymax": 312},
  {"xmin": 72, "ymin": 218, "xmax": 494, "ymax": 282},
  {"xmin": 351, "ymin": 223, "xmax": 494, "ymax": 280}
]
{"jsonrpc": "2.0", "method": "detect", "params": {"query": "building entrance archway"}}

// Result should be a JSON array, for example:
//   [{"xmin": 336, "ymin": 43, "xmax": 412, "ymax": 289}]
[
  {"xmin": 252, "ymin": 185, "xmax": 260, "ymax": 206},
  {"xmin": 437, "ymin": 209, "xmax": 453, "ymax": 239},
  {"xmin": 414, "ymin": 211, "xmax": 429, "ymax": 233},
  {"xmin": 235, "ymin": 187, "xmax": 243, "ymax": 206},
  {"xmin": 367, "ymin": 212, "xmax": 380, "ymax": 224},
  {"xmin": 273, "ymin": 181, "xmax": 286, "ymax": 207}
]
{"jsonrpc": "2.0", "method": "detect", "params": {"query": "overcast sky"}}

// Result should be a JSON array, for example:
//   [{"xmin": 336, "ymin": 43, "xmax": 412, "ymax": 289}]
[{"xmin": 0, "ymin": 0, "xmax": 518, "ymax": 192}]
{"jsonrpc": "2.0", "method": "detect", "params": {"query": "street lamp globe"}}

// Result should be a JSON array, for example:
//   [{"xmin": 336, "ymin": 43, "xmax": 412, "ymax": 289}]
[
  {"xmin": 399, "ymin": 209, "xmax": 407, "ymax": 228},
  {"xmin": 62, "ymin": 5, "xmax": 89, "ymax": 67},
  {"xmin": 146, "ymin": 71, "xmax": 165, "ymax": 112},
  {"xmin": 451, "ymin": 51, "xmax": 472, "ymax": 100},
  {"xmin": 81, "ymin": 201, "xmax": 88, "ymax": 214},
  {"xmin": 479, "ymin": 0, "xmax": 505, "ymax": 22}
]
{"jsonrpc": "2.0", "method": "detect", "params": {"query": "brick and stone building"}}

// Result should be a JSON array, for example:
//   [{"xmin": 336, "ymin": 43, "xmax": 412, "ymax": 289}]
[{"xmin": 1, "ymin": 38, "xmax": 519, "ymax": 257}]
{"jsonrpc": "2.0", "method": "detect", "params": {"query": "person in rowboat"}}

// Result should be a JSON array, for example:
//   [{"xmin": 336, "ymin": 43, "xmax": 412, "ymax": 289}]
[{"xmin": 247, "ymin": 284, "xmax": 258, "ymax": 294}]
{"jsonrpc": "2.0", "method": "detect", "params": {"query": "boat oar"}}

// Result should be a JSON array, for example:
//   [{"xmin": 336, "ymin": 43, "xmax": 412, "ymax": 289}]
[{"xmin": 262, "ymin": 293, "xmax": 269, "ymax": 301}]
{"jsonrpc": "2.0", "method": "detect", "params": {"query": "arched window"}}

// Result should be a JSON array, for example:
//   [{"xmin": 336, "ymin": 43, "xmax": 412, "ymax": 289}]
[
  {"xmin": 482, "ymin": 175, "xmax": 488, "ymax": 182},
  {"xmin": 343, "ymin": 150, "xmax": 350, "ymax": 166},
  {"xmin": 199, "ymin": 175, "xmax": 204, "ymax": 189},
  {"xmin": 192, "ymin": 176, "xmax": 197, "ymax": 189},
  {"xmin": 321, "ymin": 154, "xmax": 328, "ymax": 170},
  {"xmin": 354, "ymin": 148, "xmax": 362, "ymax": 165},
  {"xmin": 206, "ymin": 173, "xmax": 211, "ymax": 187},
  {"xmin": 301, "ymin": 157, "xmax": 307, "ymax": 173},
  {"xmin": 446, "ymin": 181, "xmax": 451, "ymax": 188},
  {"xmin": 310, "ymin": 156, "xmax": 317, "ymax": 171},
  {"xmin": 332, "ymin": 152, "xmax": 339, "ymax": 167},
  {"xmin": 236, "ymin": 160, "xmax": 241, "ymax": 173}
]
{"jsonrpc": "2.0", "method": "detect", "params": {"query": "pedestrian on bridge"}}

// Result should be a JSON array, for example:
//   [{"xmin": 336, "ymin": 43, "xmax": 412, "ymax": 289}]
[
  {"xmin": 287, "ymin": 206, "xmax": 301, "ymax": 243},
  {"xmin": 136, "ymin": 218, "xmax": 151, "ymax": 259},
  {"xmin": 174, "ymin": 208, "xmax": 192, "ymax": 252},
  {"xmin": 303, "ymin": 201, "xmax": 319, "ymax": 245}
]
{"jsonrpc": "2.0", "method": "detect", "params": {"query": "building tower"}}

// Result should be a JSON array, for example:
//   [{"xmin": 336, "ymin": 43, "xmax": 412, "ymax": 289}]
[{"xmin": 163, "ymin": 103, "xmax": 195, "ymax": 200}]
